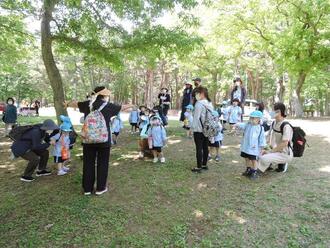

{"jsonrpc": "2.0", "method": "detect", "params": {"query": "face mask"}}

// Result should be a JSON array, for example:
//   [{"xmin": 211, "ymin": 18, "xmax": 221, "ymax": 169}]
[
  {"xmin": 162, "ymin": 90, "xmax": 167, "ymax": 94},
  {"xmin": 46, "ymin": 130, "xmax": 53, "ymax": 135},
  {"xmin": 235, "ymin": 81, "xmax": 241, "ymax": 87},
  {"xmin": 270, "ymin": 111, "xmax": 275, "ymax": 118},
  {"xmin": 8, "ymin": 101, "xmax": 13, "ymax": 105},
  {"xmin": 195, "ymin": 94, "xmax": 201, "ymax": 101}
]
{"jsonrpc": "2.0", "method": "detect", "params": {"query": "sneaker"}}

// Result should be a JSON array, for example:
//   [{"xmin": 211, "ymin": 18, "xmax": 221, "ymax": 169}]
[
  {"xmin": 207, "ymin": 155, "xmax": 212, "ymax": 161},
  {"xmin": 160, "ymin": 157, "xmax": 166, "ymax": 163},
  {"xmin": 20, "ymin": 176, "xmax": 35, "ymax": 182},
  {"xmin": 249, "ymin": 170, "xmax": 259, "ymax": 180},
  {"xmin": 153, "ymin": 158, "xmax": 159, "ymax": 163},
  {"xmin": 242, "ymin": 167, "xmax": 252, "ymax": 177},
  {"xmin": 36, "ymin": 170, "xmax": 52, "ymax": 177},
  {"xmin": 57, "ymin": 169, "xmax": 67, "ymax": 176},
  {"xmin": 84, "ymin": 192, "xmax": 92, "ymax": 196},
  {"xmin": 191, "ymin": 167, "xmax": 202, "ymax": 173},
  {"xmin": 138, "ymin": 152, "xmax": 144, "ymax": 158},
  {"xmin": 215, "ymin": 155, "xmax": 221, "ymax": 162},
  {"xmin": 202, "ymin": 166, "xmax": 209, "ymax": 170},
  {"xmin": 276, "ymin": 163, "xmax": 288, "ymax": 173},
  {"xmin": 95, "ymin": 188, "xmax": 108, "ymax": 196},
  {"xmin": 62, "ymin": 166, "xmax": 70, "ymax": 172}
]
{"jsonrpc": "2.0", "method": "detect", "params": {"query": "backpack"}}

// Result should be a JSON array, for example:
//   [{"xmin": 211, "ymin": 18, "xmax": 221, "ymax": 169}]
[
  {"xmin": 9, "ymin": 125, "xmax": 35, "ymax": 141},
  {"xmin": 271, "ymin": 121, "xmax": 307, "ymax": 157},
  {"xmin": 200, "ymin": 108, "xmax": 221, "ymax": 138},
  {"xmin": 81, "ymin": 103, "xmax": 109, "ymax": 144},
  {"xmin": 54, "ymin": 130, "xmax": 77, "ymax": 149}
]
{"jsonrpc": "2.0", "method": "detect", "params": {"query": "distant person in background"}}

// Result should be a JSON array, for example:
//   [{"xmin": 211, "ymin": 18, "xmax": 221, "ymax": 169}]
[
  {"xmin": 191, "ymin": 77, "xmax": 202, "ymax": 105},
  {"xmin": 180, "ymin": 82, "xmax": 193, "ymax": 122},
  {"xmin": 256, "ymin": 101, "xmax": 272, "ymax": 132},
  {"xmin": 158, "ymin": 88, "xmax": 171, "ymax": 117},
  {"xmin": 230, "ymin": 77, "xmax": 246, "ymax": 120},
  {"xmin": 2, "ymin": 97, "xmax": 17, "ymax": 137},
  {"xmin": 34, "ymin": 100, "xmax": 41, "ymax": 116},
  {"xmin": 129, "ymin": 106, "xmax": 139, "ymax": 133}
]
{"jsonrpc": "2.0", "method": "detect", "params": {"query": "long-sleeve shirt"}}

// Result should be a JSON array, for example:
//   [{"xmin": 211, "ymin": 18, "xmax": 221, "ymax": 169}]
[
  {"xmin": 192, "ymin": 100, "xmax": 214, "ymax": 133},
  {"xmin": 237, "ymin": 122, "xmax": 266, "ymax": 156},
  {"xmin": 148, "ymin": 125, "xmax": 167, "ymax": 147},
  {"xmin": 228, "ymin": 105, "xmax": 242, "ymax": 124},
  {"xmin": 111, "ymin": 117, "xmax": 124, "ymax": 133}
]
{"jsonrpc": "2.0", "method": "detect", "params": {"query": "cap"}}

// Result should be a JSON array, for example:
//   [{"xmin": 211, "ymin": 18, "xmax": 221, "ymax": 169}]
[
  {"xmin": 250, "ymin": 110, "xmax": 263, "ymax": 118},
  {"xmin": 41, "ymin": 119, "xmax": 59, "ymax": 130},
  {"xmin": 192, "ymin": 77, "xmax": 201, "ymax": 82},
  {"xmin": 60, "ymin": 122, "xmax": 72, "ymax": 132}
]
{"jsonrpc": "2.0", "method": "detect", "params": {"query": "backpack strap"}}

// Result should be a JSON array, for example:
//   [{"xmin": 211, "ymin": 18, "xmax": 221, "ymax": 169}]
[{"xmin": 97, "ymin": 102, "xmax": 108, "ymax": 112}]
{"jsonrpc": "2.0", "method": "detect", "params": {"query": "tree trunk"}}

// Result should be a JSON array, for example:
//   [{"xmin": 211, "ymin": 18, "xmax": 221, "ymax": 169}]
[
  {"xmin": 292, "ymin": 71, "xmax": 307, "ymax": 118},
  {"xmin": 275, "ymin": 76, "xmax": 285, "ymax": 103},
  {"xmin": 174, "ymin": 68, "xmax": 180, "ymax": 109},
  {"xmin": 41, "ymin": 0, "xmax": 67, "ymax": 124}
]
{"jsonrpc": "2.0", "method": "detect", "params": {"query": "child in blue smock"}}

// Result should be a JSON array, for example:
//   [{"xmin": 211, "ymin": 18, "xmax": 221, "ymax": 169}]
[
  {"xmin": 228, "ymin": 98, "xmax": 242, "ymax": 127},
  {"xmin": 208, "ymin": 111, "xmax": 223, "ymax": 162},
  {"xmin": 50, "ymin": 122, "xmax": 71, "ymax": 176},
  {"xmin": 111, "ymin": 113, "xmax": 124, "ymax": 145},
  {"xmin": 148, "ymin": 116, "xmax": 167, "ymax": 164},
  {"xmin": 183, "ymin": 104, "xmax": 194, "ymax": 138},
  {"xmin": 129, "ymin": 106, "xmax": 139, "ymax": 133},
  {"xmin": 138, "ymin": 114, "xmax": 150, "ymax": 158},
  {"xmin": 235, "ymin": 110, "xmax": 266, "ymax": 180}
]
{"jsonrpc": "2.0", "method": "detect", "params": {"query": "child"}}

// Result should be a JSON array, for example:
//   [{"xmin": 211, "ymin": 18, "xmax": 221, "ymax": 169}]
[
  {"xmin": 129, "ymin": 106, "xmax": 139, "ymax": 133},
  {"xmin": 50, "ymin": 122, "xmax": 71, "ymax": 176},
  {"xmin": 208, "ymin": 111, "xmax": 223, "ymax": 162},
  {"xmin": 235, "ymin": 110, "xmax": 266, "ymax": 180},
  {"xmin": 228, "ymin": 98, "xmax": 242, "ymax": 129},
  {"xmin": 138, "ymin": 114, "xmax": 150, "ymax": 158},
  {"xmin": 183, "ymin": 104, "xmax": 194, "ymax": 137},
  {"xmin": 220, "ymin": 100, "xmax": 229, "ymax": 128},
  {"xmin": 148, "ymin": 116, "xmax": 167, "ymax": 163},
  {"xmin": 111, "ymin": 113, "xmax": 124, "ymax": 145}
]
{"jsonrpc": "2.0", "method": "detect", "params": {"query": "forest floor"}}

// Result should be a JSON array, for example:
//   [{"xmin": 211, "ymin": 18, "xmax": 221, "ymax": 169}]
[{"xmin": 0, "ymin": 117, "xmax": 329, "ymax": 247}]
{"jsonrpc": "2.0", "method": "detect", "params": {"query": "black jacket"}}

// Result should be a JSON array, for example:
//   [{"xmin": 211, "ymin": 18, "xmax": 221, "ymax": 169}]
[{"xmin": 11, "ymin": 124, "xmax": 50, "ymax": 157}]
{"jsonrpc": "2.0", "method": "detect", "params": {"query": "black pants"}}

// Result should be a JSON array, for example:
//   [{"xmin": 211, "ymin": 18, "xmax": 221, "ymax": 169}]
[
  {"xmin": 162, "ymin": 106, "xmax": 169, "ymax": 116},
  {"xmin": 21, "ymin": 149, "xmax": 49, "ymax": 177},
  {"xmin": 193, "ymin": 132, "xmax": 209, "ymax": 168},
  {"xmin": 82, "ymin": 145, "xmax": 110, "ymax": 192}
]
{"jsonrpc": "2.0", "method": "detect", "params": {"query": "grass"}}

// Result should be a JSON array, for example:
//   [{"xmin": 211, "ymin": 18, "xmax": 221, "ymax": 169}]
[{"xmin": 0, "ymin": 117, "xmax": 329, "ymax": 247}]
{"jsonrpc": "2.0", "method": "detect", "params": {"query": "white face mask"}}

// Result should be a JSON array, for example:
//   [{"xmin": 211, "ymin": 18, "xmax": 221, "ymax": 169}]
[
  {"xmin": 45, "ymin": 130, "xmax": 53, "ymax": 135},
  {"xmin": 235, "ymin": 82, "xmax": 241, "ymax": 87},
  {"xmin": 162, "ymin": 90, "xmax": 167, "ymax": 94},
  {"xmin": 8, "ymin": 101, "xmax": 13, "ymax": 105},
  {"xmin": 195, "ymin": 94, "xmax": 201, "ymax": 101}
]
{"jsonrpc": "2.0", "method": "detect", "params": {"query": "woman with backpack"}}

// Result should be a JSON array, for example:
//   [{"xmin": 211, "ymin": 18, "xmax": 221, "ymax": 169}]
[
  {"xmin": 191, "ymin": 87, "xmax": 214, "ymax": 173},
  {"xmin": 65, "ymin": 86, "xmax": 132, "ymax": 195},
  {"xmin": 259, "ymin": 102, "xmax": 293, "ymax": 173}
]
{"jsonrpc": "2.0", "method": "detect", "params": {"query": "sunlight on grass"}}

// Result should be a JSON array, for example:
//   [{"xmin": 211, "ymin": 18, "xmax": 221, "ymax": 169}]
[
  {"xmin": 167, "ymin": 139, "xmax": 182, "ymax": 145},
  {"xmin": 193, "ymin": 210, "xmax": 204, "ymax": 219},
  {"xmin": 0, "ymin": 141, "xmax": 12, "ymax": 146},
  {"xmin": 197, "ymin": 183, "xmax": 208, "ymax": 190},
  {"xmin": 0, "ymin": 161, "xmax": 16, "ymax": 170},
  {"xmin": 224, "ymin": 210, "xmax": 247, "ymax": 224},
  {"xmin": 232, "ymin": 160, "xmax": 239, "ymax": 164},
  {"xmin": 318, "ymin": 166, "xmax": 330, "ymax": 173},
  {"xmin": 222, "ymin": 144, "xmax": 240, "ymax": 149}
]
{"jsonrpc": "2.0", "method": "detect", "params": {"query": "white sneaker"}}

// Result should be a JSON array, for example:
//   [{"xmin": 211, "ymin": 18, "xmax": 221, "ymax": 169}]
[
  {"xmin": 283, "ymin": 163, "xmax": 288, "ymax": 173},
  {"xmin": 160, "ymin": 157, "xmax": 166, "ymax": 163},
  {"xmin": 95, "ymin": 188, "xmax": 108, "ymax": 196},
  {"xmin": 62, "ymin": 166, "xmax": 70, "ymax": 172},
  {"xmin": 84, "ymin": 192, "xmax": 91, "ymax": 196},
  {"xmin": 153, "ymin": 158, "xmax": 158, "ymax": 163},
  {"xmin": 138, "ymin": 152, "xmax": 144, "ymax": 158},
  {"xmin": 57, "ymin": 169, "xmax": 67, "ymax": 176}
]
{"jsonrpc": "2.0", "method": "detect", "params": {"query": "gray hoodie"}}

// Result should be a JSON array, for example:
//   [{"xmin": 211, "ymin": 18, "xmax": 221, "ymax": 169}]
[{"xmin": 192, "ymin": 99, "xmax": 214, "ymax": 132}]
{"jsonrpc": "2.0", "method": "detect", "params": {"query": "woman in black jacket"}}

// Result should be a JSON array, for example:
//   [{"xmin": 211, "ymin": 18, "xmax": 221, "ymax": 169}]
[
  {"xmin": 158, "ymin": 88, "xmax": 171, "ymax": 117},
  {"xmin": 180, "ymin": 82, "xmax": 193, "ymax": 122}
]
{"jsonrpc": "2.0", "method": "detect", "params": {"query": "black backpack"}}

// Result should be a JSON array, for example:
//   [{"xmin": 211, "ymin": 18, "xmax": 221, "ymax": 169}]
[
  {"xmin": 9, "ymin": 125, "xmax": 36, "ymax": 141},
  {"xmin": 271, "ymin": 121, "xmax": 307, "ymax": 157}
]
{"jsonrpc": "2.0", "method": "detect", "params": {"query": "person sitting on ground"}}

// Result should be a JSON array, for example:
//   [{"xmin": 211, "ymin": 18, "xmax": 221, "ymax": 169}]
[
  {"xmin": 208, "ymin": 111, "xmax": 223, "ymax": 162},
  {"xmin": 259, "ymin": 102, "xmax": 293, "ymax": 173},
  {"xmin": 148, "ymin": 115, "xmax": 167, "ymax": 164},
  {"xmin": 183, "ymin": 104, "xmax": 194, "ymax": 138},
  {"xmin": 129, "ymin": 106, "xmax": 139, "ymax": 133},
  {"xmin": 235, "ymin": 110, "xmax": 266, "ymax": 180},
  {"xmin": 3, "ymin": 97, "xmax": 17, "ymax": 137},
  {"xmin": 50, "ymin": 122, "xmax": 72, "ymax": 176},
  {"xmin": 111, "ymin": 113, "xmax": 124, "ymax": 145},
  {"xmin": 11, "ymin": 119, "xmax": 59, "ymax": 182}
]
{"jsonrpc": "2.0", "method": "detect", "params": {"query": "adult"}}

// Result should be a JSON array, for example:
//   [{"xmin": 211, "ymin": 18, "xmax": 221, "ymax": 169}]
[
  {"xmin": 158, "ymin": 88, "xmax": 171, "ymax": 117},
  {"xmin": 34, "ymin": 100, "xmax": 41, "ymax": 116},
  {"xmin": 11, "ymin": 119, "xmax": 58, "ymax": 182},
  {"xmin": 191, "ymin": 86, "xmax": 214, "ymax": 173},
  {"xmin": 2, "ymin": 97, "xmax": 17, "ymax": 136},
  {"xmin": 259, "ymin": 102, "xmax": 293, "ymax": 173},
  {"xmin": 230, "ymin": 77, "xmax": 247, "ymax": 120},
  {"xmin": 191, "ymin": 77, "xmax": 202, "ymax": 105},
  {"xmin": 180, "ymin": 82, "xmax": 193, "ymax": 122},
  {"xmin": 66, "ymin": 86, "xmax": 132, "ymax": 195},
  {"xmin": 256, "ymin": 101, "xmax": 272, "ymax": 132}
]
